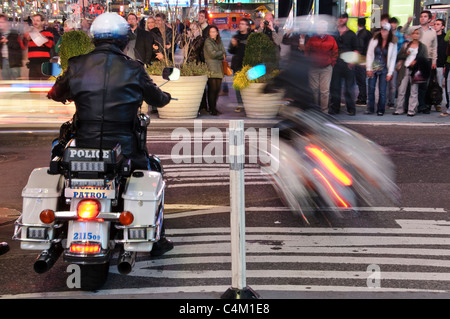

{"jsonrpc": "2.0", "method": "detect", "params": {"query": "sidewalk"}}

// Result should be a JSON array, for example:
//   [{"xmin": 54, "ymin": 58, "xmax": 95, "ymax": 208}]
[
  {"xmin": 0, "ymin": 208, "xmax": 20, "ymax": 226},
  {"xmin": 150, "ymin": 77, "xmax": 450, "ymax": 127},
  {"xmin": 1, "ymin": 77, "xmax": 450, "ymax": 130}
]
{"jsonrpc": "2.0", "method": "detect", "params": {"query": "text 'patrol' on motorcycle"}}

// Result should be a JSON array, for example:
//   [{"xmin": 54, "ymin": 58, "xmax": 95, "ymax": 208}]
[{"xmin": 12, "ymin": 12, "xmax": 179, "ymax": 290}]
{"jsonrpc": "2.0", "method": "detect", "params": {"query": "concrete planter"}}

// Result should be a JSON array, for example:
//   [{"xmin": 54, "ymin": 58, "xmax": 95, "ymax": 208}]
[
  {"xmin": 150, "ymin": 75, "xmax": 208, "ymax": 119},
  {"xmin": 240, "ymin": 83, "xmax": 283, "ymax": 118}
]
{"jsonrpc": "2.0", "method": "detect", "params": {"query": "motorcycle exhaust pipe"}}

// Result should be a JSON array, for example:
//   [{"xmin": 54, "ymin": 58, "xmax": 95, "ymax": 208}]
[
  {"xmin": 0, "ymin": 242, "xmax": 9, "ymax": 256},
  {"xmin": 117, "ymin": 250, "xmax": 136, "ymax": 275},
  {"xmin": 34, "ymin": 243, "xmax": 63, "ymax": 274}
]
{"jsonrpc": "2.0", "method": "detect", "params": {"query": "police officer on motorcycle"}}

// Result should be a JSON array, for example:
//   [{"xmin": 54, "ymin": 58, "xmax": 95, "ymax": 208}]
[{"xmin": 47, "ymin": 12, "xmax": 173, "ymax": 256}]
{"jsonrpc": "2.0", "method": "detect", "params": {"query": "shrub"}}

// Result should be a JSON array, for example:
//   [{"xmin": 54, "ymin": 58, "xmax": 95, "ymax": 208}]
[
  {"xmin": 59, "ymin": 31, "xmax": 94, "ymax": 70},
  {"xmin": 233, "ymin": 32, "xmax": 279, "ymax": 90},
  {"xmin": 146, "ymin": 60, "xmax": 210, "ymax": 77},
  {"xmin": 242, "ymin": 32, "xmax": 278, "ymax": 72}
]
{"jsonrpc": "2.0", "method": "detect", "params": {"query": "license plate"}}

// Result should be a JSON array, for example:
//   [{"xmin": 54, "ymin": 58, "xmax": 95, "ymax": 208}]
[
  {"xmin": 65, "ymin": 180, "xmax": 115, "ymax": 199},
  {"xmin": 67, "ymin": 220, "xmax": 106, "ymax": 248}
]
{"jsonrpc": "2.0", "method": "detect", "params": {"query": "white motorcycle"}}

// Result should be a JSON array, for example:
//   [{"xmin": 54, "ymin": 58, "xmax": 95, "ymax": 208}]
[{"xmin": 12, "ymin": 66, "xmax": 179, "ymax": 290}]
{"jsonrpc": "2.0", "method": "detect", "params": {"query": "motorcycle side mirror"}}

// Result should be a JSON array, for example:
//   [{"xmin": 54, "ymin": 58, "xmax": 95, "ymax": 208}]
[
  {"xmin": 162, "ymin": 67, "xmax": 180, "ymax": 81},
  {"xmin": 246, "ymin": 64, "xmax": 266, "ymax": 80},
  {"xmin": 42, "ymin": 62, "xmax": 62, "ymax": 77},
  {"xmin": 159, "ymin": 67, "xmax": 180, "ymax": 87}
]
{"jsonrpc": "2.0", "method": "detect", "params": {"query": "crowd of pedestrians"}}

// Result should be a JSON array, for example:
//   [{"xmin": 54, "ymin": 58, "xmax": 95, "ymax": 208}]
[
  {"xmin": 296, "ymin": 11, "xmax": 450, "ymax": 118},
  {"xmin": 1, "ymin": 10, "xmax": 450, "ymax": 118}
]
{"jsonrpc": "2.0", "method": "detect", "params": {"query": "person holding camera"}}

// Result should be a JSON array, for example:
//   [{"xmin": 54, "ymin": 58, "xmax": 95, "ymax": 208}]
[{"xmin": 256, "ymin": 12, "xmax": 283, "ymax": 47}]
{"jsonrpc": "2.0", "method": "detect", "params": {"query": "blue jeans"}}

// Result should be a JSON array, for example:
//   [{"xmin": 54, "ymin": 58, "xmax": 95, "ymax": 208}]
[{"xmin": 367, "ymin": 68, "xmax": 388, "ymax": 114}]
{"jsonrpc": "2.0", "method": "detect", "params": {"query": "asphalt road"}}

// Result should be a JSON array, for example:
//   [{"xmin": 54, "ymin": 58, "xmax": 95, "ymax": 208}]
[{"xmin": 1, "ymin": 123, "xmax": 450, "ymax": 300}]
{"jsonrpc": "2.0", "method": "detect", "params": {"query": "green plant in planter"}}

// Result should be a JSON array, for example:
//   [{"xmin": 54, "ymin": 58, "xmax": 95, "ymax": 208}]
[
  {"xmin": 233, "ymin": 65, "xmax": 279, "ymax": 91},
  {"xmin": 233, "ymin": 32, "xmax": 279, "ymax": 91},
  {"xmin": 59, "ymin": 31, "xmax": 95, "ymax": 70},
  {"xmin": 146, "ymin": 60, "xmax": 210, "ymax": 77}
]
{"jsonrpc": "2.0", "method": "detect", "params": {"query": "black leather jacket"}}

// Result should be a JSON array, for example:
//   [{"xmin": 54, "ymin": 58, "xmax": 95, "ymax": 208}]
[{"xmin": 48, "ymin": 42, "xmax": 171, "ymax": 168}]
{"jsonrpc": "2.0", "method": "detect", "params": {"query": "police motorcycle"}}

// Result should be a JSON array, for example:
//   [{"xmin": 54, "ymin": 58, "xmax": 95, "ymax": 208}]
[
  {"xmin": 265, "ymin": 105, "xmax": 400, "ymax": 224},
  {"xmin": 12, "ymin": 61, "xmax": 180, "ymax": 290},
  {"xmin": 248, "ymin": 59, "xmax": 399, "ymax": 224}
]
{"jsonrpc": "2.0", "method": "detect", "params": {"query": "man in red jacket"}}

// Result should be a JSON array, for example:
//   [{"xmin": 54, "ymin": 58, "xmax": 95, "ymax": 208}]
[
  {"xmin": 24, "ymin": 13, "xmax": 54, "ymax": 79},
  {"xmin": 305, "ymin": 20, "xmax": 338, "ymax": 113}
]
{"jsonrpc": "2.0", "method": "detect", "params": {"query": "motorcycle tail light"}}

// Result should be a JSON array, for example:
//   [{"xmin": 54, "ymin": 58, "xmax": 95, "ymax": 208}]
[
  {"xmin": 305, "ymin": 145, "xmax": 353, "ymax": 186},
  {"xmin": 313, "ymin": 168, "xmax": 351, "ymax": 208},
  {"xmin": 70, "ymin": 243, "xmax": 101, "ymax": 254},
  {"xmin": 77, "ymin": 199, "xmax": 101, "ymax": 220}
]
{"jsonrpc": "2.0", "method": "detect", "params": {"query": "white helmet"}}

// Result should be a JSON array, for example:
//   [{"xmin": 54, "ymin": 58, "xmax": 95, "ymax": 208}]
[{"xmin": 90, "ymin": 12, "xmax": 129, "ymax": 40}]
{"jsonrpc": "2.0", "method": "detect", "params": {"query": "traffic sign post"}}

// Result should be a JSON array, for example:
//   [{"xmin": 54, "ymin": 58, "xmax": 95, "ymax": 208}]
[{"xmin": 222, "ymin": 120, "xmax": 260, "ymax": 299}]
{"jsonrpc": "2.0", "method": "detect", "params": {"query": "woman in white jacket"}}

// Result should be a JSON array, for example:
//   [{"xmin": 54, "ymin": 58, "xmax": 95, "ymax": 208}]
[{"xmin": 365, "ymin": 22, "xmax": 398, "ymax": 116}]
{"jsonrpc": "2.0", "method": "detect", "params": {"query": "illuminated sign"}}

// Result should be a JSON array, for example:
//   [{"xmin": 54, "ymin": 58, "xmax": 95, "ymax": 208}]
[
  {"xmin": 213, "ymin": 17, "xmax": 228, "ymax": 25},
  {"xmin": 149, "ymin": 0, "xmax": 190, "ymax": 6}
]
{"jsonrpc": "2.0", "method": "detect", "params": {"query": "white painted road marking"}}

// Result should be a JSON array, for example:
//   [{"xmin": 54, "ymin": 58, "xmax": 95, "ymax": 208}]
[{"xmin": 103, "ymin": 218, "xmax": 450, "ymax": 294}]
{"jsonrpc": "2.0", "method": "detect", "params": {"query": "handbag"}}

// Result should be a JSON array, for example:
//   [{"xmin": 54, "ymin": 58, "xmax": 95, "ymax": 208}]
[
  {"xmin": 425, "ymin": 69, "xmax": 443, "ymax": 105},
  {"xmin": 223, "ymin": 60, "xmax": 233, "ymax": 76}
]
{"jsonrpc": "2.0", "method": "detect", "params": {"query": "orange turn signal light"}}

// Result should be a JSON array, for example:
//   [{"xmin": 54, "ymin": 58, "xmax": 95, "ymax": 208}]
[
  {"xmin": 119, "ymin": 211, "xmax": 134, "ymax": 226},
  {"xmin": 40, "ymin": 209, "xmax": 55, "ymax": 224}
]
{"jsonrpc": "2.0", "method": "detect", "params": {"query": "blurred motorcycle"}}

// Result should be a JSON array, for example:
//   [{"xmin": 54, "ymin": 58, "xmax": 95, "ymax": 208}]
[{"xmin": 247, "ymin": 60, "xmax": 400, "ymax": 224}]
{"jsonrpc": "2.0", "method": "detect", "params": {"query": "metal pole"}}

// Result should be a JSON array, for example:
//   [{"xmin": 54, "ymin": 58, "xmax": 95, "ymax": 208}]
[
  {"xmin": 230, "ymin": 120, "xmax": 245, "ymax": 290},
  {"xmin": 221, "ymin": 120, "xmax": 259, "ymax": 299}
]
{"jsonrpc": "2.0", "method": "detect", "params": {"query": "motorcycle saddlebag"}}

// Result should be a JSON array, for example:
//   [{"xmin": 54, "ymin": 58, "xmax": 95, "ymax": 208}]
[
  {"xmin": 121, "ymin": 170, "xmax": 165, "ymax": 252},
  {"xmin": 18, "ymin": 168, "xmax": 64, "ymax": 250}
]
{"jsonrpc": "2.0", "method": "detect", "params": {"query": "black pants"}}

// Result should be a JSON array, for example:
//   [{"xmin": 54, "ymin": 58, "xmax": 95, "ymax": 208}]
[
  {"xmin": 207, "ymin": 78, "xmax": 222, "ymax": 113},
  {"xmin": 444, "ymin": 63, "xmax": 450, "ymax": 108},
  {"xmin": 329, "ymin": 60, "xmax": 356, "ymax": 113},
  {"xmin": 354, "ymin": 64, "xmax": 367, "ymax": 101},
  {"xmin": 417, "ymin": 60, "xmax": 432, "ymax": 112}
]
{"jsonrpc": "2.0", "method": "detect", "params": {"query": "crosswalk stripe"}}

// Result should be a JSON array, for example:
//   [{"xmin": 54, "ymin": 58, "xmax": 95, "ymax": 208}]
[
  {"xmin": 164, "ymin": 221, "xmax": 450, "ymax": 235},
  {"xmin": 165, "ymin": 234, "xmax": 450, "ymax": 246},
  {"xmin": 160, "ymin": 242, "xmax": 450, "ymax": 257},
  {"xmin": 163, "ymin": 161, "xmax": 271, "ymax": 189},
  {"xmin": 111, "ymin": 269, "xmax": 450, "ymax": 282},
  {"xmin": 123, "ymin": 255, "xmax": 450, "ymax": 269}
]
